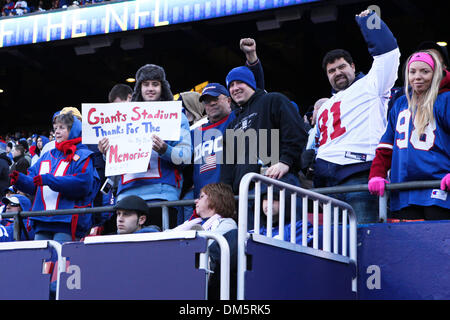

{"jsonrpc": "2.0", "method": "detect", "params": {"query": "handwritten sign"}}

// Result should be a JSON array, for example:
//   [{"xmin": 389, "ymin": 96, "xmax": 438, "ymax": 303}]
[
  {"xmin": 103, "ymin": 135, "xmax": 153, "ymax": 177},
  {"xmin": 81, "ymin": 101, "xmax": 182, "ymax": 176},
  {"xmin": 82, "ymin": 101, "xmax": 181, "ymax": 143}
]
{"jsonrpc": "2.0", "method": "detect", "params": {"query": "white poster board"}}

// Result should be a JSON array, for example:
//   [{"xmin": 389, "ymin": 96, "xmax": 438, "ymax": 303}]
[{"xmin": 81, "ymin": 101, "xmax": 182, "ymax": 176}]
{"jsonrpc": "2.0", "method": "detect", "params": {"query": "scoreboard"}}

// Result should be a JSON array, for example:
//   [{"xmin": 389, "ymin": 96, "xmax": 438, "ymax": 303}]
[{"xmin": 0, "ymin": 0, "xmax": 318, "ymax": 48}]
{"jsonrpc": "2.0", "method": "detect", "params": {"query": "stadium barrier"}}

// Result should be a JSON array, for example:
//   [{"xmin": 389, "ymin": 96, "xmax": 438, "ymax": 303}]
[
  {"xmin": 0, "ymin": 231, "xmax": 230, "ymax": 300},
  {"xmin": 58, "ymin": 230, "xmax": 230, "ymax": 300},
  {"xmin": 0, "ymin": 240, "xmax": 63, "ymax": 299},
  {"xmin": 237, "ymin": 173, "xmax": 358, "ymax": 299},
  {"xmin": 2, "ymin": 180, "xmax": 440, "ymax": 239},
  {"xmin": 0, "ymin": 178, "xmax": 442, "ymax": 300}
]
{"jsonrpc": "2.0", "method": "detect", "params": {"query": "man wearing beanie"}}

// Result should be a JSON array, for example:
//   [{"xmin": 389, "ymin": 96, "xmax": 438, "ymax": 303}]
[
  {"xmin": 178, "ymin": 38, "xmax": 265, "ymax": 224},
  {"xmin": 221, "ymin": 65, "xmax": 307, "ymax": 196},
  {"xmin": 110, "ymin": 63, "xmax": 191, "ymax": 230}
]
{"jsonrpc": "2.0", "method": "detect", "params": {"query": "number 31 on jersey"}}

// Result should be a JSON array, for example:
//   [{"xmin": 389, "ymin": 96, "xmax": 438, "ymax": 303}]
[{"xmin": 318, "ymin": 101, "xmax": 347, "ymax": 146}]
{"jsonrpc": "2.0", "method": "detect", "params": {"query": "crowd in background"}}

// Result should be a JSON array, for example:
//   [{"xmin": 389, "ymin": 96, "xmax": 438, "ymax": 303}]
[
  {"xmin": 0, "ymin": 8, "xmax": 449, "ymax": 300},
  {"xmin": 1, "ymin": 0, "xmax": 109, "ymax": 16},
  {"xmin": 0, "ymin": 8, "xmax": 449, "ymax": 249}
]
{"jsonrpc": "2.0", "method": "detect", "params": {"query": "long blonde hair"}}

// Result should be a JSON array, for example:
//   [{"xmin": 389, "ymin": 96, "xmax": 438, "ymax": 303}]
[{"xmin": 404, "ymin": 50, "xmax": 443, "ymax": 136}]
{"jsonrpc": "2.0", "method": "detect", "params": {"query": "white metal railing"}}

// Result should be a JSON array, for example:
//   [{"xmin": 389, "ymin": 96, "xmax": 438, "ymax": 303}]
[
  {"xmin": 4, "ymin": 180, "xmax": 440, "ymax": 241},
  {"xmin": 237, "ymin": 173, "xmax": 358, "ymax": 300}
]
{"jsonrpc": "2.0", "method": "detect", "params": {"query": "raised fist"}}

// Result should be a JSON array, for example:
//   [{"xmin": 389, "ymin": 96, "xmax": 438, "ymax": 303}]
[{"xmin": 240, "ymin": 38, "xmax": 256, "ymax": 54}]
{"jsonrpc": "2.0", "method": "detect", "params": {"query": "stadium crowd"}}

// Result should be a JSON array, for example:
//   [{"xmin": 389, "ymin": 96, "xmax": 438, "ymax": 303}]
[
  {"xmin": 1, "ymin": 0, "xmax": 109, "ymax": 16},
  {"xmin": 1, "ymin": 8, "xmax": 449, "ymax": 248}
]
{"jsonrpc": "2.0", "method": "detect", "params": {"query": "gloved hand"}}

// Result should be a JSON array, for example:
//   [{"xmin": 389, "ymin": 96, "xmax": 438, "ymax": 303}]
[
  {"xmin": 9, "ymin": 171, "xmax": 19, "ymax": 185},
  {"xmin": 441, "ymin": 173, "xmax": 450, "ymax": 191},
  {"xmin": 33, "ymin": 175, "xmax": 44, "ymax": 186},
  {"xmin": 368, "ymin": 177, "xmax": 389, "ymax": 196}
]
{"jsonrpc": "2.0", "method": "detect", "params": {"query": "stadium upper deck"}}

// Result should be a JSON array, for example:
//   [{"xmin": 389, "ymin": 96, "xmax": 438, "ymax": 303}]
[{"xmin": 0, "ymin": 0, "xmax": 447, "ymax": 135}]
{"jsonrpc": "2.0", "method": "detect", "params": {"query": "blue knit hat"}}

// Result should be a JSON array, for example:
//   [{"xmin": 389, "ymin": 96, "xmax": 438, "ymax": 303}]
[{"xmin": 225, "ymin": 66, "xmax": 257, "ymax": 91}]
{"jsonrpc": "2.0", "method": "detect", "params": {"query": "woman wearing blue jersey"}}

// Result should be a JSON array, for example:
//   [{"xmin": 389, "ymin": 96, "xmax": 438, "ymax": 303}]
[
  {"xmin": 369, "ymin": 50, "xmax": 450, "ymax": 220},
  {"xmin": 10, "ymin": 112, "xmax": 100, "ymax": 242}
]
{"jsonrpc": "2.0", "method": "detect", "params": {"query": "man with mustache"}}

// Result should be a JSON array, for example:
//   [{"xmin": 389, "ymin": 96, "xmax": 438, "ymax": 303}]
[{"xmin": 313, "ymin": 8, "xmax": 400, "ymax": 224}]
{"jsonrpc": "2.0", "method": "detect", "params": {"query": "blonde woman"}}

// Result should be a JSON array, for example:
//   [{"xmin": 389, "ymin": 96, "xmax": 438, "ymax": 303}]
[{"xmin": 368, "ymin": 50, "xmax": 450, "ymax": 220}]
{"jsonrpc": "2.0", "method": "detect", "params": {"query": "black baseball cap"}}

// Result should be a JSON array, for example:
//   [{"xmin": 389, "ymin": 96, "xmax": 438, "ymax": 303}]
[{"xmin": 114, "ymin": 195, "xmax": 149, "ymax": 215}]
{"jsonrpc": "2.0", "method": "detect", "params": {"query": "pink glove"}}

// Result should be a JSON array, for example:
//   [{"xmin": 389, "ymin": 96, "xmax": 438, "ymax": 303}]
[
  {"xmin": 368, "ymin": 177, "xmax": 389, "ymax": 196},
  {"xmin": 441, "ymin": 173, "xmax": 450, "ymax": 191}
]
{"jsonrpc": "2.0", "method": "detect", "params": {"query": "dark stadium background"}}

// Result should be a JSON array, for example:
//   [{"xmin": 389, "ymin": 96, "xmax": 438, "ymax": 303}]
[{"xmin": 0, "ymin": 0, "xmax": 447, "ymax": 135}]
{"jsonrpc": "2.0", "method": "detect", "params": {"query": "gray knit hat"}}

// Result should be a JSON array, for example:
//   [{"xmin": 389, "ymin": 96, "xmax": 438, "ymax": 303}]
[{"xmin": 131, "ymin": 64, "xmax": 174, "ymax": 102}]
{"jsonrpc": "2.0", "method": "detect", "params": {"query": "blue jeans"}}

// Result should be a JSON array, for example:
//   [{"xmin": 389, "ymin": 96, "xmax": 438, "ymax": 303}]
[
  {"xmin": 330, "ymin": 172, "xmax": 379, "ymax": 224},
  {"xmin": 34, "ymin": 231, "xmax": 73, "ymax": 244},
  {"xmin": 313, "ymin": 160, "xmax": 379, "ymax": 224}
]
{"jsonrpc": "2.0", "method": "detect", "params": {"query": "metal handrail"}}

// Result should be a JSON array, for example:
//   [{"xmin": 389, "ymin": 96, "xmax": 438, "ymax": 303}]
[
  {"xmin": 1, "ymin": 180, "xmax": 441, "ymax": 240},
  {"xmin": 236, "ymin": 172, "xmax": 359, "ymax": 300},
  {"xmin": 0, "ymin": 178, "xmax": 442, "ymax": 300},
  {"xmin": 311, "ymin": 180, "xmax": 441, "ymax": 194},
  {"xmin": 1, "ymin": 179, "xmax": 440, "ymax": 219},
  {"xmin": 311, "ymin": 180, "xmax": 441, "ymax": 223}
]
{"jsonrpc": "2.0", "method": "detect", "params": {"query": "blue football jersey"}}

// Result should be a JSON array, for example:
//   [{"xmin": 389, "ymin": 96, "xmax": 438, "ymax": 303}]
[
  {"xmin": 192, "ymin": 112, "xmax": 236, "ymax": 198},
  {"xmin": 378, "ymin": 93, "xmax": 450, "ymax": 211}
]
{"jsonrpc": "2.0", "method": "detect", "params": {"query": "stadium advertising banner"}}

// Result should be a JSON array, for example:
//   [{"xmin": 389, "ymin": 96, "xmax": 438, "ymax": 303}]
[
  {"xmin": 82, "ymin": 101, "xmax": 182, "ymax": 176},
  {"xmin": 0, "ymin": 0, "xmax": 318, "ymax": 48}
]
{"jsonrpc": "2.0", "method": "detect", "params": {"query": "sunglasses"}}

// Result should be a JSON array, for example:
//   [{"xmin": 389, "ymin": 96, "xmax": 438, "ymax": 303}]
[{"xmin": 8, "ymin": 203, "xmax": 20, "ymax": 207}]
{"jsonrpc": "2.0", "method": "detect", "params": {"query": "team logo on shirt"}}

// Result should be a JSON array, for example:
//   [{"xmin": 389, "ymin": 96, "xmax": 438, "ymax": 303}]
[
  {"xmin": 200, "ymin": 154, "xmax": 217, "ymax": 173},
  {"xmin": 431, "ymin": 189, "xmax": 447, "ymax": 201},
  {"xmin": 234, "ymin": 113, "xmax": 257, "ymax": 131},
  {"xmin": 194, "ymin": 136, "xmax": 223, "ymax": 163}
]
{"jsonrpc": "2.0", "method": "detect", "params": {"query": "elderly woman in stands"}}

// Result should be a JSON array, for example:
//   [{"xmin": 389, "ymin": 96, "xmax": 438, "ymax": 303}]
[
  {"xmin": 369, "ymin": 50, "xmax": 450, "ymax": 220},
  {"xmin": 10, "ymin": 112, "xmax": 100, "ymax": 242},
  {"xmin": 168, "ymin": 182, "xmax": 237, "ymax": 235}
]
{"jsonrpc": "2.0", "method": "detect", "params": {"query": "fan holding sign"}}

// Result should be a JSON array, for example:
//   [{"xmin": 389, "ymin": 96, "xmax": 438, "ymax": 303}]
[{"xmin": 82, "ymin": 64, "xmax": 192, "ymax": 230}]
